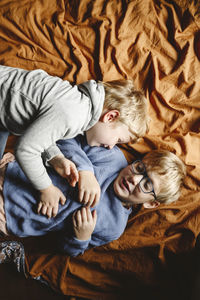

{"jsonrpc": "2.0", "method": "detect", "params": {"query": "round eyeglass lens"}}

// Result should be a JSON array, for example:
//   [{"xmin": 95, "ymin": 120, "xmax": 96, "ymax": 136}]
[
  {"xmin": 140, "ymin": 177, "xmax": 154, "ymax": 193},
  {"xmin": 132, "ymin": 161, "xmax": 146, "ymax": 174}
]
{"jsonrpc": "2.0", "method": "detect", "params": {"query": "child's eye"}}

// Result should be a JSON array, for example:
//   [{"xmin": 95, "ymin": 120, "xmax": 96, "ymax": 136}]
[
  {"xmin": 134, "ymin": 162, "xmax": 145, "ymax": 173},
  {"xmin": 142, "ymin": 178, "xmax": 152, "ymax": 192},
  {"xmin": 136, "ymin": 165, "xmax": 144, "ymax": 173},
  {"xmin": 144, "ymin": 181, "xmax": 150, "ymax": 190}
]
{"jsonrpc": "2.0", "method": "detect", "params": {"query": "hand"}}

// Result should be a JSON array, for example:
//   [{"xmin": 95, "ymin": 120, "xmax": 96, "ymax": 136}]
[
  {"xmin": 38, "ymin": 184, "xmax": 66, "ymax": 218},
  {"xmin": 49, "ymin": 155, "xmax": 79, "ymax": 187},
  {"xmin": 78, "ymin": 170, "xmax": 101, "ymax": 207},
  {"xmin": 0, "ymin": 152, "xmax": 15, "ymax": 167},
  {"xmin": 73, "ymin": 207, "xmax": 97, "ymax": 240}
]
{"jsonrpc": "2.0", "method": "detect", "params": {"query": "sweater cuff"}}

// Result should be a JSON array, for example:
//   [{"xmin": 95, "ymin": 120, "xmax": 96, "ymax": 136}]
[
  {"xmin": 43, "ymin": 145, "xmax": 64, "ymax": 166},
  {"xmin": 33, "ymin": 173, "xmax": 52, "ymax": 190},
  {"xmin": 61, "ymin": 236, "xmax": 91, "ymax": 256}
]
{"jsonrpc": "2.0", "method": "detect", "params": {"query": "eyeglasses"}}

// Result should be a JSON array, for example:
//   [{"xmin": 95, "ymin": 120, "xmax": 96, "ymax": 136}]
[{"xmin": 131, "ymin": 160, "xmax": 157, "ymax": 200}]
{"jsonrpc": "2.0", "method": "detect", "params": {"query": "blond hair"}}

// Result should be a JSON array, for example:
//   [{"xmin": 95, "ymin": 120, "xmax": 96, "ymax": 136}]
[
  {"xmin": 101, "ymin": 80, "xmax": 149, "ymax": 141},
  {"xmin": 143, "ymin": 150, "xmax": 186, "ymax": 204}
]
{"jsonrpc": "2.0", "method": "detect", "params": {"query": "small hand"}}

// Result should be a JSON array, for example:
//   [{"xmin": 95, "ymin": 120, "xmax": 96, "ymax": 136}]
[
  {"xmin": 49, "ymin": 155, "xmax": 79, "ymax": 187},
  {"xmin": 73, "ymin": 207, "xmax": 97, "ymax": 240},
  {"xmin": 78, "ymin": 170, "xmax": 101, "ymax": 207},
  {"xmin": 0, "ymin": 152, "xmax": 15, "ymax": 167},
  {"xmin": 38, "ymin": 184, "xmax": 66, "ymax": 218}
]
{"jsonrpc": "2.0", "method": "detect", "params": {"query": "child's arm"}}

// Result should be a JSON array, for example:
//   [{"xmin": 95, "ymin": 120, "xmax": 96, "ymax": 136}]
[
  {"xmin": 56, "ymin": 204, "xmax": 127, "ymax": 256},
  {"xmin": 56, "ymin": 207, "xmax": 98, "ymax": 256}
]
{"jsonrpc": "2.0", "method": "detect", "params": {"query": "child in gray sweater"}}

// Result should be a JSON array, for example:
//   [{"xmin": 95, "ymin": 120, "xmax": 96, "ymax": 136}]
[{"xmin": 0, "ymin": 65, "xmax": 149, "ymax": 218}]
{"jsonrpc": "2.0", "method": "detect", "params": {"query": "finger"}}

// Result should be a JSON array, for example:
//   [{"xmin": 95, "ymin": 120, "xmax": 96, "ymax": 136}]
[
  {"xmin": 76, "ymin": 210, "xmax": 82, "ymax": 226},
  {"xmin": 37, "ymin": 202, "xmax": 43, "ymax": 214},
  {"xmin": 46, "ymin": 206, "xmax": 53, "ymax": 219},
  {"xmin": 86, "ymin": 194, "xmax": 95, "ymax": 208},
  {"xmin": 41, "ymin": 205, "xmax": 47, "ymax": 216},
  {"xmin": 85, "ymin": 206, "xmax": 92, "ymax": 221},
  {"xmin": 64, "ymin": 163, "xmax": 71, "ymax": 176},
  {"xmin": 65, "ymin": 164, "xmax": 77, "ymax": 186},
  {"xmin": 72, "ymin": 211, "xmax": 77, "ymax": 227},
  {"xmin": 90, "ymin": 199, "xmax": 96, "ymax": 208},
  {"xmin": 60, "ymin": 193, "xmax": 66, "ymax": 205},
  {"xmin": 69, "ymin": 176, "xmax": 78, "ymax": 187},
  {"xmin": 79, "ymin": 189, "xmax": 84, "ymax": 203},
  {"xmin": 92, "ymin": 209, "xmax": 97, "ymax": 224},
  {"xmin": 70, "ymin": 167, "xmax": 79, "ymax": 187},
  {"xmin": 82, "ymin": 191, "xmax": 90, "ymax": 206},
  {"xmin": 90, "ymin": 193, "xmax": 99, "ymax": 208},
  {"xmin": 73, "ymin": 168, "xmax": 79, "ymax": 182},
  {"xmin": 52, "ymin": 204, "xmax": 58, "ymax": 217},
  {"xmin": 81, "ymin": 206, "xmax": 87, "ymax": 222}
]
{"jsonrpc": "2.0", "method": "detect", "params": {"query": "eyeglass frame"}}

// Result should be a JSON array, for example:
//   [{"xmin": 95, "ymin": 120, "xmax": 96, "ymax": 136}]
[{"xmin": 130, "ymin": 160, "xmax": 157, "ymax": 200}]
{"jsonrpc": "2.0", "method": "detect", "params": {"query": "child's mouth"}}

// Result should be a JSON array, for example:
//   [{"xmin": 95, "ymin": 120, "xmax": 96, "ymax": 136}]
[{"xmin": 121, "ymin": 178, "xmax": 130, "ymax": 192}]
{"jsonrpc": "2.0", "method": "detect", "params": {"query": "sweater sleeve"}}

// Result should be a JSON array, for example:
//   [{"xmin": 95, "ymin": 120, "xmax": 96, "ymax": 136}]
[
  {"xmin": 58, "ymin": 236, "xmax": 91, "ymax": 256},
  {"xmin": 55, "ymin": 136, "xmax": 94, "ymax": 172},
  {"xmin": 57, "ymin": 231, "xmax": 115, "ymax": 257},
  {"xmin": 15, "ymin": 110, "xmax": 68, "ymax": 190}
]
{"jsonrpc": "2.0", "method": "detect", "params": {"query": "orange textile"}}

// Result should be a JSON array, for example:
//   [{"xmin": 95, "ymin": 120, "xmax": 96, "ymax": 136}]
[{"xmin": 0, "ymin": 0, "xmax": 200, "ymax": 299}]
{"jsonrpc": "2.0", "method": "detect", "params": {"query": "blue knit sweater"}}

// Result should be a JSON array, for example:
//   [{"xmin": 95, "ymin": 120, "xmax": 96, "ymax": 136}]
[{"xmin": 3, "ymin": 135, "xmax": 131, "ymax": 256}]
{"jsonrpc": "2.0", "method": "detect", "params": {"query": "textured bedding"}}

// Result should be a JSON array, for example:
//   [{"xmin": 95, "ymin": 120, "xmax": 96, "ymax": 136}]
[{"xmin": 0, "ymin": 0, "xmax": 199, "ymax": 299}]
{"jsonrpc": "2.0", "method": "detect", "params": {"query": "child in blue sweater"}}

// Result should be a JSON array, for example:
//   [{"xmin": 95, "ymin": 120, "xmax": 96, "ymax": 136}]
[{"xmin": 0, "ymin": 135, "xmax": 186, "ymax": 256}]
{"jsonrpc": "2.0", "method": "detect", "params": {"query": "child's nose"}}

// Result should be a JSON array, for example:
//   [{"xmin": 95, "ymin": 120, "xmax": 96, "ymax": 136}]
[{"xmin": 130, "ymin": 174, "xmax": 143, "ymax": 185}]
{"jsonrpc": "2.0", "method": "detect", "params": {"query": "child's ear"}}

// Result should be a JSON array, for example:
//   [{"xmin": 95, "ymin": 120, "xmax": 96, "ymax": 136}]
[
  {"xmin": 143, "ymin": 200, "xmax": 160, "ymax": 209},
  {"xmin": 101, "ymin": 110, "xmax": 120, "ymax": 123}
]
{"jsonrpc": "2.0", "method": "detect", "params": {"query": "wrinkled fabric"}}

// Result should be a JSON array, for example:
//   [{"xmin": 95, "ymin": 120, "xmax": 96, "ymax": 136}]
[{"xmin": 0, "ymin": 0, "xmax": 199, "ymax": 299}]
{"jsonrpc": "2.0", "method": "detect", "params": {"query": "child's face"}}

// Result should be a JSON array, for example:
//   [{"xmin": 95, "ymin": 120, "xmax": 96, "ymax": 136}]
[
  {"xmin": 113, "ymin": 162, "xmax": 161, "ymax": 207},
  {"xmin": 86, "ymin": 110, "xmax": 132, "ymax": 149},
  {"xmin": 86, "ymin": 121, "xmax": 131, "ymax": 149}
]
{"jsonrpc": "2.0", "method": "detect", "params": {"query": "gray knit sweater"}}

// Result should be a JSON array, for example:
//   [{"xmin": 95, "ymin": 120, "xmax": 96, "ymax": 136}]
[{"xmin": 0, "ymin": 65, "xmax": 105, "ymax": 189}]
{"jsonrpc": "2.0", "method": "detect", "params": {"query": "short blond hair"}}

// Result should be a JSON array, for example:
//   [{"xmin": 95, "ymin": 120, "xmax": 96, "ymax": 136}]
[
  {"xmin": 101, "ymin": 80, "xmax": 149, "ymax": 141},
  {"xmin": 143, "ymin": 150, "xmax": 186, "ymax": 204}
]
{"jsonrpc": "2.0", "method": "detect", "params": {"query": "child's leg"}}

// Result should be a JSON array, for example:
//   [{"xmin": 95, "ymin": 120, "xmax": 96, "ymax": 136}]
[{"xmin": 0, "ymin": 130, "xmax": 9, "ymax": 159}]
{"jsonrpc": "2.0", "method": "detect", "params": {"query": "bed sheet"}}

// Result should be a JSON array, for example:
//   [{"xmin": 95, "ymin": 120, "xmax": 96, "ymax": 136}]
[{"xmin": 0, "ymin": 0, "xmax": 199, "ymax": 299}]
